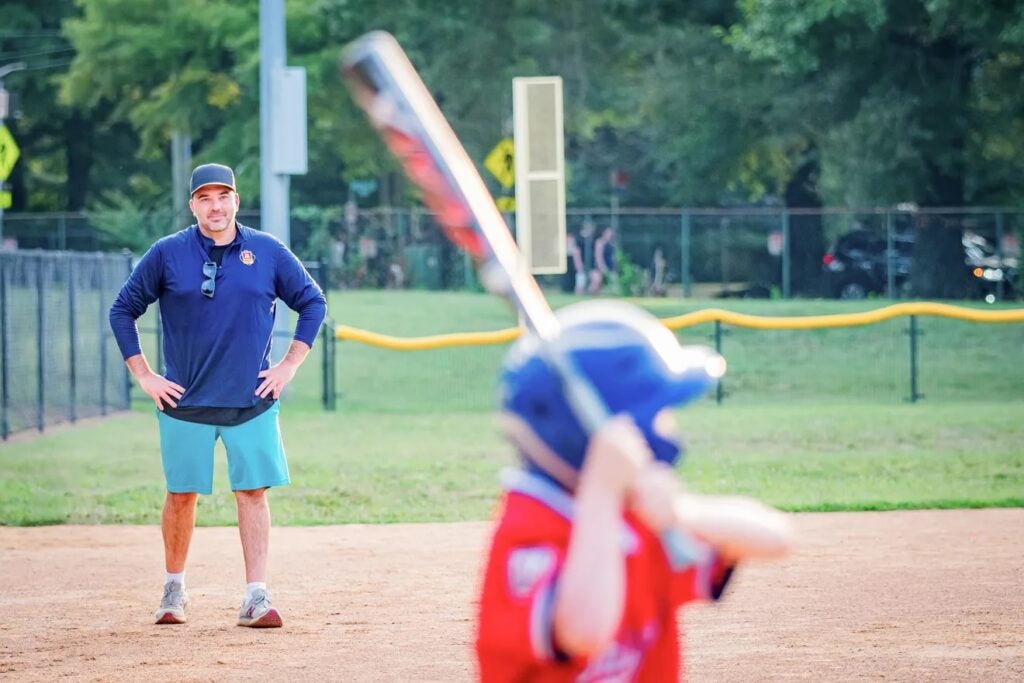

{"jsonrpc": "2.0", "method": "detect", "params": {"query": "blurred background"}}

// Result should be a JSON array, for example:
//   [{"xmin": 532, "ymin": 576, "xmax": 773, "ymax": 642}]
[{"xmin": 1, "ymin": 0, "xmax": 1022, "ymax": 301}]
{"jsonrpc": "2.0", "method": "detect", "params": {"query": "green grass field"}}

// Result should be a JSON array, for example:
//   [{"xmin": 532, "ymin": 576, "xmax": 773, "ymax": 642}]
[{"xmin": 1, "ymin": 291, "xmax": 1021, "ymax": 525}]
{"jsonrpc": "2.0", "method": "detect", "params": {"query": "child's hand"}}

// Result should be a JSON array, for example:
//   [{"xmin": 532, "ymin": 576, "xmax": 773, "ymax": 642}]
[
  {"xmin": 629, "ymin": 461, "xmax": 685, "ymax": 533},
  {"xmin": 578, "ymin": 415, "xmax": 652, "ymax": 498}
]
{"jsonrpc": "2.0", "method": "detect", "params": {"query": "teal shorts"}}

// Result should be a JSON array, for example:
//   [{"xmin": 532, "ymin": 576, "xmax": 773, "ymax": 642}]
[{"xmin": 156, "ymin": 403, "xmax": 290, "ymax": 494}]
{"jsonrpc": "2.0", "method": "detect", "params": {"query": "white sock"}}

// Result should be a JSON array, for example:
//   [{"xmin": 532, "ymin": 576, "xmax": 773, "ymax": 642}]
[
  {"xmin": 246, "ymin": 581, "xmax": 267, "ymax": 600},
  {"xmin": 165, "ymin": 571, "xmax": 185, "ymax": 589}
]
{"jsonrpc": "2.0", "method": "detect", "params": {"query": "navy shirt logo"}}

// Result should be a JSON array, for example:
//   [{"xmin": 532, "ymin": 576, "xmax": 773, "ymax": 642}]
[{"xmin": 240, "ymin": 249, "xmax": 256, "ymax": 265}]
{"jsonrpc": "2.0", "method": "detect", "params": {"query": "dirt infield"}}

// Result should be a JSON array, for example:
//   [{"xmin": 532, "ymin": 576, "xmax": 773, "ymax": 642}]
[{"xmin": 1, "ymin": 509, "xmax": 1022, "ymax": 682}]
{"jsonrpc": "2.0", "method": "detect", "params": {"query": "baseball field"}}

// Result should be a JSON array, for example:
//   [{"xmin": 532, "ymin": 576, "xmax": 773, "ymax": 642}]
[{"xmin": 1, "ymin": 292, "xmax": 1022, "ymax": 681}]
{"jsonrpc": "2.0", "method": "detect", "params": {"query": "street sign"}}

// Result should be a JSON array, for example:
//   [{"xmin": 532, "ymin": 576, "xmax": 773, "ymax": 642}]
[
  {"xmin": 495, "ymin": 196, "xmax": 515, "ymax": 212},
  {"xmin": 484, "ymin": 137, "xmax": 515, "ymax": 189},
  {"xmin": 0, "ymin": 125, "xmax": 19, "ymax": 181}
]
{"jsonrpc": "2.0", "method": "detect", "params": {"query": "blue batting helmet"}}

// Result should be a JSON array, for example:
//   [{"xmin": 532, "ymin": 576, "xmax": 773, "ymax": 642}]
[{"xmin": 499, "ymin": 301, "xmax": 725, "ymax": 487}]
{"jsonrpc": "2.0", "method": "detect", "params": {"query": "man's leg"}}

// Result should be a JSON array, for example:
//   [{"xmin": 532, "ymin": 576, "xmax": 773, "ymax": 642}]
[
  {"xmin": 163, "ymin": 492, "xmax": 199, "ymax": 573},
  {"xmin": 235, "ymin": 487, "xmax": 282, "ymax": 627},
  {"xmin": 154, "ymin": 412, "xmax": 215, "ymax": 625},
  {"xmin": 222, "ymin": 404, "xmax": 288, "ymax": 628},
  {"xmin": 235, "ymin": 488, "xmax": 270, "ymax": 583}
]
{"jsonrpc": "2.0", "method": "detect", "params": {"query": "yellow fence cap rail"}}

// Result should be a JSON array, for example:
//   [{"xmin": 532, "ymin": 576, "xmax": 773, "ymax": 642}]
[
  {"xmin": 662, "ymin": 302, "xmax": 1024, "ymax": 330},
  {"xmin": 335, "ymin": 324, "xmax": 521, "ymax": 351},
  {"xmin": 336, "ymin": 302, "xmax": 1024, "ymax": 350}
]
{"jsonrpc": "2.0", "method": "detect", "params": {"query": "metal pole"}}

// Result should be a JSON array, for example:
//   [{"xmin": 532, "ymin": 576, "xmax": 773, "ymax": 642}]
[
  {"xmin": 781, "ymin": 210, "xmax": 791, "ymax": 299},
  {"xmin": 714, "ymin": 320, "xmax": 724, "ymax": 405},
  {"xmin": 886, "ymin": 211, "xmax": 896, "ymax": 299},
  {"xmin": 995, "ymin": 211, "xmax": 1005, "ymax": 301},
  {"xmin": 155, "ymin": 305, "xmax": 163, "ymax": 376},
  {"xmin": 0, "ymin": 258, "xmax": 8, "ymax": 439},
  {"xmin": 680, "ymin": 212, "xmax": 692, "ymax": 298},
  {"xmin": 99, "ymin": 257, "xmax": 108, "ymax": 415},
  {"xmin": 320, "ymin": 322, "xmax": 328, "ymax": 410},
  {"xmin": 260, "ymin": 0, "xmax": 293, "ymax": 361},
  {"xmin": 908, "ymin": 315, "xmax": 920, "ymax": 403},
  {"xmin": 68, "ymin": 255, "xmax": 77, "ymax": 422},
  {"xmin": 330, "ymin": 330, "xmax": 337, "ymax": 410},
  {"xmin": 259, "ymin": 0, "xmax": 290, "ymax": 244},
  {"xmin": 36, "ymin": 256, "xmax": 45, "ymax": 431},
  {"xmin": 123, "ymin": 253, "xmax": 133, "ymax": 407}
]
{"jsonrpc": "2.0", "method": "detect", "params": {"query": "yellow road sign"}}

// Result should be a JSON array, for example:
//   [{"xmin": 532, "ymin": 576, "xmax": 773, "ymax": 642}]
[
  {"xmin": 484, "ymin": 137, "xmax": 515, "ymax": 189},
  {"xmin": 0, "ymin": 125, "xmax": 19, "ymax": 181},
  {"xmin": 495, "ymin": 196, "xmax": 515, "ymax": 212},
  {"xmin": 0, "ymin": 190, "xmax": 10, "ymax": 209}
]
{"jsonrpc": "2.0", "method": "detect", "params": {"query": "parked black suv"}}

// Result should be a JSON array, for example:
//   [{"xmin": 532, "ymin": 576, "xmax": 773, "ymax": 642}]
[{"xmin": 822, "ymin": 229, "xmax": 1018, "ymax": 300}]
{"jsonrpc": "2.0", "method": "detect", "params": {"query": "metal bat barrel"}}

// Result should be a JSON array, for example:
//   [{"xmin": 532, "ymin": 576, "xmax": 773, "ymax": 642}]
[{"xmin": 339, "ymin": 31, "xmax": 609, "ymax": 433}]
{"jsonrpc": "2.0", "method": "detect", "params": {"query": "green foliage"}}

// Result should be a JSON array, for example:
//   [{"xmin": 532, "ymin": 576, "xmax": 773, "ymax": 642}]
[
  {"xmin": 614, "ymin": 247, "xmax": 643, "ymax": 296},
  {"xmin": 87, "ymin": 191, "xmax": 175, "ymax": 251},
  {"xmin": 4, "ymin": 0, "xmax": 1024, "ymax": 220}
]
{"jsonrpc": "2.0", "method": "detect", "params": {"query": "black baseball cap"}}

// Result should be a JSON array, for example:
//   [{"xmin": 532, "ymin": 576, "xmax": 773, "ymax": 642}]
[{"xmin": 189, "ymin": 163, "xmax": 236, "ymax": 195}]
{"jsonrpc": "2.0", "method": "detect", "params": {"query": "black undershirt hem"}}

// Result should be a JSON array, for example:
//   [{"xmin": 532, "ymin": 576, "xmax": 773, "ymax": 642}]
[{"xmin": 162, "ymin": 397, "xmax": 276, "ymax": 427}]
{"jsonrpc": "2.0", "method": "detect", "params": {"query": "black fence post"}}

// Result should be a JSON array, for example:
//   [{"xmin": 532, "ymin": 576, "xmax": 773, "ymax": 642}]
[
  {"xmin": 68, "ymin": 255, "xmax": 77, "ymax": 423},
  {"xmin": 155, "ymin": 305, "xmax": 163, "ymax": 375},
  {"xmin": 885, "ymin": 211, "xmax": 896, "ymax": 299},
  {"xmin": 714, "ymin": 320, "xmax": 724, "ymax": 405},
  {"xmin": 99, "ymin": 258, "xmax": 108, "ymax": 416},
  {"xmin": 995, "ymin": 211, "xmax": 1006, "ymax": 301},
  {"xmin": 36, "ymin": 256, "xmax": 45, "ymax": 432},
  {"xmin": 781, "ymin": 210, "xmax": 791, "ymax": 299},
  {"xmin": 680, "ymin": 212, "xmax": 692, "ymax": 298},
  {"xmin": 122, "ymin": 252, "xmax": 133, "ymax": 407},
  {"xmin": 907, "ymin": 315, "xmax": 921, "ymax": 403},
  {"xmin": 320, "ymin": 321, "xmax": 330, "ymax": 410}
]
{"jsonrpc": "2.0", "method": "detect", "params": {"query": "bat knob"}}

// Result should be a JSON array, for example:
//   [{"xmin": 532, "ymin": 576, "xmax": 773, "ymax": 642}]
[{"xmin": 479, "ymin": 260, "xmax": 513, "ymax": 296}]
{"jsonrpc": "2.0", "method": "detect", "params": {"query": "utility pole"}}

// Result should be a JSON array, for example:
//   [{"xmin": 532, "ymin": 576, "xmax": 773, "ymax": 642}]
[
  {"xmin": 258, "ymin": 0, "xmax": 308, "ymax": 359},
  {"xmin": 0, "ymin": 62, "xmax": 27, "ymax": 244}
]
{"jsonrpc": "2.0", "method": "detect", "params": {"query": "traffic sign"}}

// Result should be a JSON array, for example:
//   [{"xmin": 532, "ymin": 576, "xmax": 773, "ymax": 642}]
[
  {"xmin": 495, "ymin": 196, "xmax": 515, "ymax": 212},
  {"xmin": 0, "ymin": 125, "xmax": 19, "ymax": 181},
  {"xmin": 0, "ymin": 190, "xmax": 10, "ymax": 209},
  {"xmin": 484, "ymin": 137, "xmax": 515, "ymax": 189}
]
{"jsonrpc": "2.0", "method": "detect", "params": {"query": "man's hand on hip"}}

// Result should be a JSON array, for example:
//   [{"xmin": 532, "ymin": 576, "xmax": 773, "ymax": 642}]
[
  {"xmin": 256, "ymin": 361, "xmax": 299, "ymax": 399},
  {"xmin": 138, "ymin": 372, "xmax": 185, "ymax": 410},
  {"xmin": 256, "ymin": 340, "xmax": 311, "ymax": 399}
]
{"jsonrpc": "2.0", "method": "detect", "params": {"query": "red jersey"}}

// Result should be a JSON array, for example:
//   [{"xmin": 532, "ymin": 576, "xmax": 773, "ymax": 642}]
[{"xmin": 475, "ymin": 469, "xmax": 733, "ymax": 682}]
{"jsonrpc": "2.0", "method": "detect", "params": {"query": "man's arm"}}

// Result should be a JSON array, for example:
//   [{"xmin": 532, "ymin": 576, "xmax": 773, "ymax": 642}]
[
  {"xmin": 255, "ymin": 340, "xmax": 311, "ymax": 399},
  {"xmin": 125, "ymin": 353, "xmax": 185, "ymax": 410}
]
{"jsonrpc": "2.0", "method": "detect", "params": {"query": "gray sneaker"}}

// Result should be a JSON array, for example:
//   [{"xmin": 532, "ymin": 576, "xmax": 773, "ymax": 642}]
[
  {"xmin": 154, "ymin": 581, "xmax": 188, "ymax": 625},
  {"xmin": 237, "ymin": 588, "xmax": 282, "ymax": 628}
]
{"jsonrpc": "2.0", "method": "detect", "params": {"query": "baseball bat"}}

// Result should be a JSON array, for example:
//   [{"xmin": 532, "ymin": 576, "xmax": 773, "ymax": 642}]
[{"xmin": 339, "ymin": 31, "xmax": 610, "ymax": 432}]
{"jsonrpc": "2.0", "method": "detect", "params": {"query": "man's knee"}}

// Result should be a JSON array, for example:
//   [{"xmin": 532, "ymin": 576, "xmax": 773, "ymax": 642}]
[
  {"xmin": 234, "ymin": 488, "xmax": 269, "ymax": 505},
  {"xmin": 163, "ymin": 492, "xmax": 198, "ymax": 518}
]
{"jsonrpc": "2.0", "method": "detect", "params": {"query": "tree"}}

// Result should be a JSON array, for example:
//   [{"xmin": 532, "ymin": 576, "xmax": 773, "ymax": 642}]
[{"xmin": 728, "ymin": 0, "xmax": 1024, "ymax": 297}]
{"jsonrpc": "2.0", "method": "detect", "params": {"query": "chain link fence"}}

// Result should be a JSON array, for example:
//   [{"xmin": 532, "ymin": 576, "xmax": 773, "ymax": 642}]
[
  {"xmin": 0, "ymin": 251, "xmax": 134, "ymax": 439},
  {"xmin": 3, "ymin": 207, "xmax": 1019, "ymax": 301}
]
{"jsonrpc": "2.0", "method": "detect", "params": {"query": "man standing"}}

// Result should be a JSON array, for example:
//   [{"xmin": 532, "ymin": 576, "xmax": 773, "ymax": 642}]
[{"xmin": 109, "ymin": 163, "xmax": 327, "ymax": 628}]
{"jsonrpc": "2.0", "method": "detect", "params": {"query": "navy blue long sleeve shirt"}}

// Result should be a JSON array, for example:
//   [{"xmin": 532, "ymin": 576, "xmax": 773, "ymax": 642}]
[{"xmin": 109, "ymin": 224, "xmax": 327, "ymax": 409}]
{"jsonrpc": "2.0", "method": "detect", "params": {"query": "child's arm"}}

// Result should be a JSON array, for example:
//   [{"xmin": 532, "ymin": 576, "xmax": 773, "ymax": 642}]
[
  {"xmin": 552, "ymin": 416, "xmax": 651, "ymax": 658},
  {"xmin": 631, "ymin": 462, "xmax": 793, "ymax": 562}
]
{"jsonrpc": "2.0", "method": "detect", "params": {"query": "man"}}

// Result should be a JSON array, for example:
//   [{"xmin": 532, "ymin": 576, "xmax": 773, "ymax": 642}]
[
  {"xmin": 109, "ymin": 163, "xmax": 327, "ymax": 628},
  {"xmin": 588, "ymin": 226, "xmax": 616, "ymax": 294}
]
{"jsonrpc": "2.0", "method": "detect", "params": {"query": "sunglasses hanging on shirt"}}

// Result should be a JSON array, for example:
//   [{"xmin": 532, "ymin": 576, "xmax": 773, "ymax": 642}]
[{"xmin": 201, "ymin": 261, "xmax": 217, "ymax": 298}]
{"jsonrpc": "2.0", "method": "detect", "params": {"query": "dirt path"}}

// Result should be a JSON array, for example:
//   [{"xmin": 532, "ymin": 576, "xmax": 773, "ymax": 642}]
[{"xmin": 1, "ymin": 509, "xmax": 1022, "ymax": 682}]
